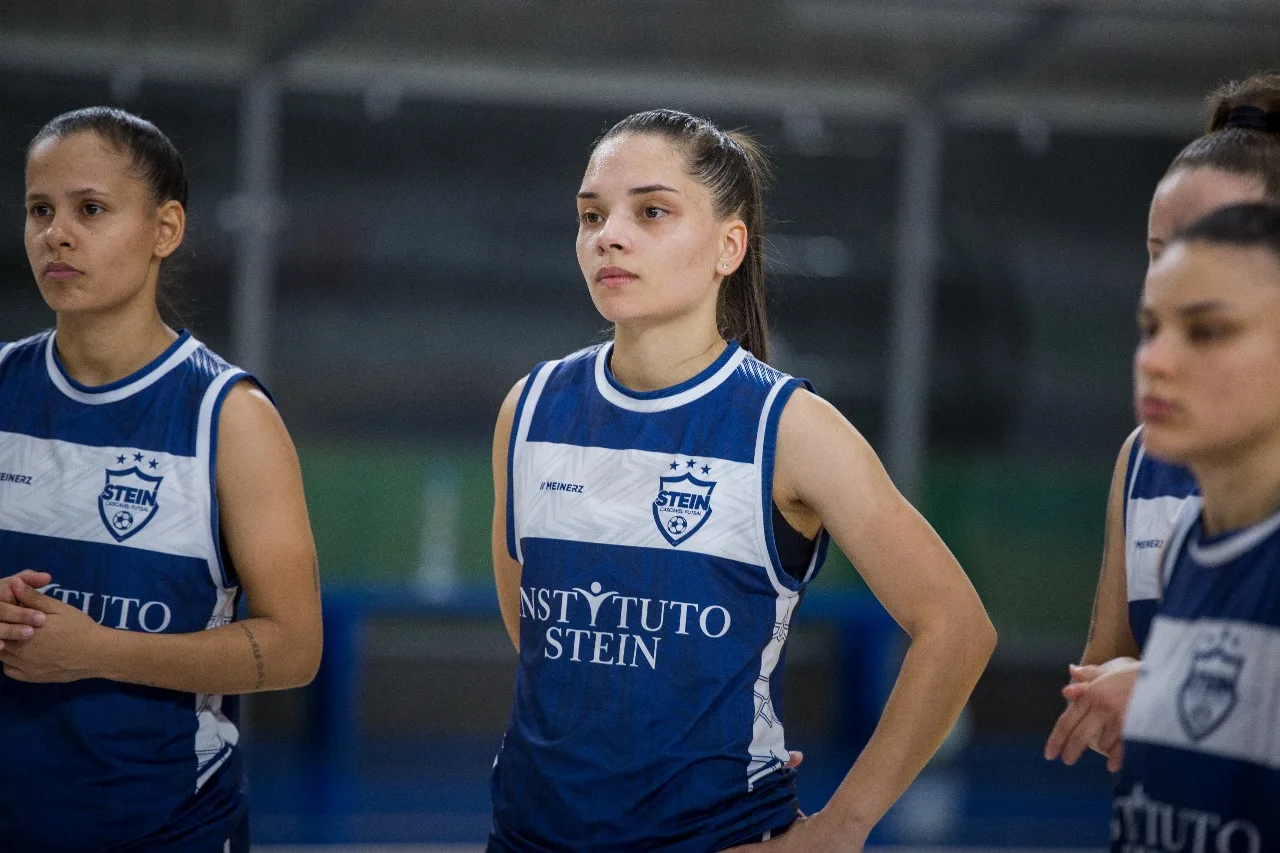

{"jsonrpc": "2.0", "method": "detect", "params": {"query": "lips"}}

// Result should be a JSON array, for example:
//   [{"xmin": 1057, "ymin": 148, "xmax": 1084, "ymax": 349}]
[
  {"xmin": 1137, "ymin": 395, "xmax": 1178, "ymax": 421},
  {"xmin": 595, "ymin": 266, "xmax": 637, "ymax": 287},
  {"xmin": 43, "ymin": 262, "xmax": 82, "ymax": 281}
]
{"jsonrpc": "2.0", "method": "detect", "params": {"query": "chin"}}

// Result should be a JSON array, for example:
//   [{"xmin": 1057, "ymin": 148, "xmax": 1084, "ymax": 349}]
[
  {"xmin": 589, "ymin": 293, "xmax": 646, "ymax": 326},
  {"xmin": 1140, "ymin": 425, "xmax": 1198, "ymax": 467}
]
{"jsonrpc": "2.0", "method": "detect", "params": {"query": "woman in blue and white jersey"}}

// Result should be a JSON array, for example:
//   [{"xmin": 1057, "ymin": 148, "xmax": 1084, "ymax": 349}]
[
  {"xmin": 0, "ymin": 108, "xmax": 322, "ymax": 852},
  {"xmin": 1111, "ymin": 203, "xmax": 1280, "ymax": 850},
  {"xmin": 488, "ymin": 109, "xmax": 996, "ymax": 852},
  {"xmin": 1047, "ymin": 75, "xmax": 1280, "ymax": 769}
]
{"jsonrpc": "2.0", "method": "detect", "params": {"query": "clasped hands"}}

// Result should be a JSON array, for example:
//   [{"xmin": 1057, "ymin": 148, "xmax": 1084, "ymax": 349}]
[
  {"xmin": 0, "ymin": 570, "xmax": 103, "ymax": 682},
  {"xmin": 1044, "ymin": 656, "xmax": 1142, "ymax": 773}
]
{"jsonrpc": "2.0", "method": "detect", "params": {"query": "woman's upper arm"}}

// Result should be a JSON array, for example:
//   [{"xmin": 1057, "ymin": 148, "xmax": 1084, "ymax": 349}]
[
  {"xmin": 775, "ymin": 389, "xmax": 992, "ymax": 641},
  {"xmin": 1080, "ymin": 430, "xmax": 1141, "ymax": 664},
  {"xmin": 492, "ymin": 377, "xmax": 527, "ymax": 650},
  {"xmin": 215, "ymin": 382, "xmax": 322, "ymax": 661}
]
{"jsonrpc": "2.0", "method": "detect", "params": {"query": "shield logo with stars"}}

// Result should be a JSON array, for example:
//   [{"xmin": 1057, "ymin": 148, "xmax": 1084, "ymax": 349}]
[
  {"xmin": 98, "ymin": 467, "xmax": 163, "ymax": 542},
  {"xmin": 653, "ymin": 471, "xmax": 715, "ymax": 546},
  {"xmin": 1178, "ymin": 642, "xmax": 1244, "ymax": 741}
]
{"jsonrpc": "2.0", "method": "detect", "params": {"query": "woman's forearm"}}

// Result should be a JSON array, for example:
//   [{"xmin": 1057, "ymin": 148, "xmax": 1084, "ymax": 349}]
[
  {"xmin": 88, "ymin": 615, "xmax": 321, "ymax": 695},
  {"xmin": 821, "ymin": 614, "xmax": 995, "ymax": 834}
]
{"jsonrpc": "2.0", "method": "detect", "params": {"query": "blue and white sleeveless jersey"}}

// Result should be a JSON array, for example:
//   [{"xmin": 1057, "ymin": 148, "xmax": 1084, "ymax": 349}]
[
  {"xmin": 491, "ymin": 340, "xmax": 830, "ymax": 852},
  {"xmin": 1112, "ymin": 496, "xmax": 1280, "ymax": 852},
  {"xmin": 0, "ymin": 330, "xmax": 257, "ymax": 852},
  {"xmin": 1123, "ymin": 428, "xmax": 1198, "ymax": 650}
]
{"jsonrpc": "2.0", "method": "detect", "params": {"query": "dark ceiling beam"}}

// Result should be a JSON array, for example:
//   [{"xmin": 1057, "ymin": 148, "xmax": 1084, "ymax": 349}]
[
  {"xmin": 248, "ymin": 0, "xmax": 360, "ymax": 67},
  {"xmin": 922, "ymin": 3, "xmax": 1076, "ymax": 102}
]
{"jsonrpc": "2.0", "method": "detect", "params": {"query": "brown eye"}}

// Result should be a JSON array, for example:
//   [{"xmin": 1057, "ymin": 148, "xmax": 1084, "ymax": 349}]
[
  {"xmin": 579, "ymin": 211, "xmax": 602, "ymax": 225},
  {"xmin": 28, "ymin": 203, "xmax": 52, "ymax": 218},
  {"xmin": 1187, "ymin": 324, "xmax": 1227, "ymax": 343},
  {"xmin": 641, "ymin": 207, "xmax": 667, "ymax": 220},
  {"xmin": 82, "ymin": 202, "xmax": 104, "ymax": 216}
]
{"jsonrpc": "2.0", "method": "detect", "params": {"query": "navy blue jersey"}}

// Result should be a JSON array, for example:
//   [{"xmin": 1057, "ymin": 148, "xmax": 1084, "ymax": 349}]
[
  {"xmin": 1123, "ymin": 429, "xmax": 1198, "ymax": 650},
  {"xmin": 491, "ymin": 341, "xmax": 830, "ymax": 852},
  {"xmin": 0, "ymin": 330, "xmax": 258, "ymax": 852},
  {"xmin": 1113, "ymin": 496, "xmax": 1280, "ymax": 852}
]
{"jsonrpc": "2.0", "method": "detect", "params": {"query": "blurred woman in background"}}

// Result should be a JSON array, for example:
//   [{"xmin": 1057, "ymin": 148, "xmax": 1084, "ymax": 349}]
[
  {"xmin": 0, "ymin": 107, "xmax": 322, "ymax": 852},
  {"xmin": 1106, "ymin": 202, "xmax": 1280, "ymax": 850},
  {"xmin": 489, "ymin": 108, "xmax": 995, "ymax": 852},
  {"xmin": 1046, "ymin": 74, "xmax": 1280, "ymax": 769}
]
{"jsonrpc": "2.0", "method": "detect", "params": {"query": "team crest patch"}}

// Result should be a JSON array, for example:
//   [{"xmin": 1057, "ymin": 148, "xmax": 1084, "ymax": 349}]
[
  {"xmin": 1178, "ymin": 631, "xmax": 1244, "ymax": 741},
  {"xmin": 99, "ymin": 466, "xmax": 163, "ymax": 542},
  {"xmin": 653, "ymin": 463, "xmax": 716, "ymax": 546}
]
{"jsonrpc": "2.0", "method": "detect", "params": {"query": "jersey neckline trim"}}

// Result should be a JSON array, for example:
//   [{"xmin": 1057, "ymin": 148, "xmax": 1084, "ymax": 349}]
[
  {"xmin": 1188, "ymin": 499, "xmax": 1280, "ymax": 567},
  {"xmin": 594, "ymin": 340, "xmax": 747, "ymax": 412},
  {"xmin": 46, "ymin": 329, "xmax": 199, "ymax": 405}
]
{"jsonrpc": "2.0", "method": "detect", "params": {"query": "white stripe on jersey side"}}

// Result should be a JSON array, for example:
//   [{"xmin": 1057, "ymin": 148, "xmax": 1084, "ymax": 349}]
[
  {"xmin": 516, "ymin": 442, "xmax": 765, "ymax": 565},
  {"xmin": 194, "ymin": 697, "xmax": 239, "ymax": 791},
  {"xmin": 193, "ymin": 368, "xmax": 252, "ymax": 789},
  {"xmin": 746, "ymin": 376, "xmax": 799, "ymax": 789},
  {"xmin": 593, "ymin": 342, "xmax": 749, "ymax": 413},
  {"xmin": 511, "ymin": 360, "xmax": 560, "ymax": 565},
  {"xmin": 44, "ymin": 332, "xmax": 202, "ymax": 405},
  {"xmin": 0, "ymin": 431, "xmax": 212, "ymax": 558},
  {"xmin": 1126, "ymin": 615, "xmax": 1280, "ymax": 771},
  {"xmin": 0, "ymin": 341, "xmax": 16, "ymax": 370},
  {"xmin": 747, "ymin": 593, "xmax": 798, "ymax": 788}
]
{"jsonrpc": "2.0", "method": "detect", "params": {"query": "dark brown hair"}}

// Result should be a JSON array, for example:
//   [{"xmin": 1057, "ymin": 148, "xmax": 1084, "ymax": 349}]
[
  {"xmin": 1175, "ymin": 202, "xmax": 1280, "ymax": 261},
  {"xmin": 28, "ymin": 107, "xmax": 189, "ymax": 326},
  {"xmin": 1166, "ymin": 73, "xmax": 1280, "ymax": 197},
  {"xmin": 594, "ymin": 109, "xmax": 774, "ymax": 361}
]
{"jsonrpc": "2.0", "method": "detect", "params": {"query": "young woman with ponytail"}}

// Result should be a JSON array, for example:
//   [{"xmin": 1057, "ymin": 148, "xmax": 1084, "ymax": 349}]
[
  {"xmin": 488, "ymin": 109, "xmax": 995, "ymax": 851},
  {"xmin": 1046, "ymin": 74, "xmax": 1280, "ymax": 772}
]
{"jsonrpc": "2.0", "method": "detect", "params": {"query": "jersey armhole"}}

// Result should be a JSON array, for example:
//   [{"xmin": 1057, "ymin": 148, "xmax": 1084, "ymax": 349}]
[
  {"xmin": 1122, "ymin": 426, "xmax": 1145, "ymax": 539},
  {"xmin": 757, "ymin": 377, "xmax": 830, "ymax": 593},
  {"xmin": 1156, "ymin": 497, "xmax": 1201, "ymax": 600},
  {"xmin": 201, "ymin": 370, "xmax": 271, "ymax": 588},
  {"xmin": 506, "ymin": 360, "xmax": 557, "ymax": 563}
]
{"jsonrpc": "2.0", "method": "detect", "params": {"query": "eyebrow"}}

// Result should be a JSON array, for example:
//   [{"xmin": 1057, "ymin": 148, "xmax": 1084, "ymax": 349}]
[
  {"xmin": 1141, "ymin": 300, "xmax": 1230, "ymax": 318},
  {"xmin": 576, "ymin": 183, "xmax": 681, "ymax": 200},
  {"xmin": 25, "ymin": 187, "xmax": 110, "ymax": 201},
  {"xmin": 1175, "ymin": 300, "xmax": 1230, "ymax": 317}
]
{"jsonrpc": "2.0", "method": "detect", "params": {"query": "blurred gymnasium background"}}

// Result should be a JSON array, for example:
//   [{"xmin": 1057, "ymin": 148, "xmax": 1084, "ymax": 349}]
[{"xmin": 2, "ymin": 1, "xmax": 1278, "ymax": 849}]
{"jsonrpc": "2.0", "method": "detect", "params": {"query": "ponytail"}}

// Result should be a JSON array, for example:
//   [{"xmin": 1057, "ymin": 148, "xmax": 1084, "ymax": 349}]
[{"xmin": 1167, "ymin": 73, "xmax": 1280, "ymax": 198}]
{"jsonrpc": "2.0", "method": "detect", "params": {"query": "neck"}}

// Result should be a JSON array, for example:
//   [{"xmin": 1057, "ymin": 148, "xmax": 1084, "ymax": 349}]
[
  {"xmin": 610, "ymin": 313, "xmax": 726, "ymax": 393},
  {"xmin": 54, "ymin": 306, "xmax": 177, "ymax": 387},
  {"xmin": 1190, "ymin": 436, "xmax": 1280, "ymax": 536}
]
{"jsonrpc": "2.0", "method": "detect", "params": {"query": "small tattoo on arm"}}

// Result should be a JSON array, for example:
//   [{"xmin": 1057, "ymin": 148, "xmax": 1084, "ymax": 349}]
[{"xmin": 241, "ymin": 623, "xmax": 266, "ymax": 690}]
